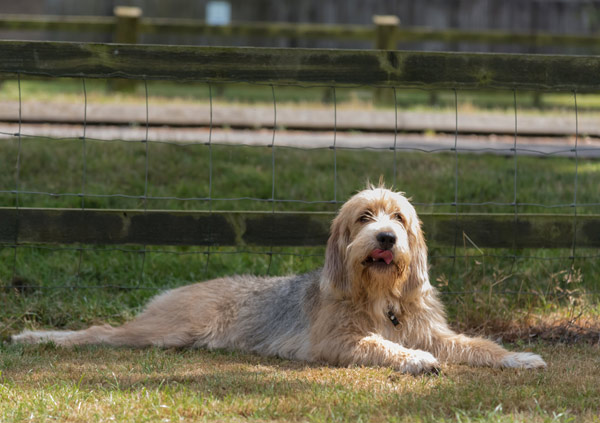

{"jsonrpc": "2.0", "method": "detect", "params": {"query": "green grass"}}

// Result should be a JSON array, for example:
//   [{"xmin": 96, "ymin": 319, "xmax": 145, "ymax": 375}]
[
  {"xmin": 2, "ymin": 138, "xmax": 600, "ymax": 213},
  {"xmin": 1, "ymin": 342, "xmax": 599, "ymax": 422},
  {"xmin": 4, "ymin": 77, "xmax": 600, "ymax": 111}
]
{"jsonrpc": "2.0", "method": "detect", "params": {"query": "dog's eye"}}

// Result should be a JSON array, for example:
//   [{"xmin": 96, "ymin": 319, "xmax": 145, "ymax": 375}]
[
  {"xmin": 393, "ymin": 213, "xmax": 404, "ymax": 223},
  {"xmin": 358, "ymin": 212, "xmax": 373, "ymax": 223}
]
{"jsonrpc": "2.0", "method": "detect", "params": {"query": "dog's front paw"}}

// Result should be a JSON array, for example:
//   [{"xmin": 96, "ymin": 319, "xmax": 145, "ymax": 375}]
[
  {"xmin": 402, "ymin": 350, "xmax": 441, "ymax": 375},
  {"xmin": 501, "ymin": 352, "xmax": 546, "ymax": 369}
]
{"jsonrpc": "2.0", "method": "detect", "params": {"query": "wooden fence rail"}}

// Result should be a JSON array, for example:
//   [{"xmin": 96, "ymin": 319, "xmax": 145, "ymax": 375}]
[
  {"xmin": 0, "ymin": 209, "xmax": 597, "ymax": 249},
  {"xmin": 1, "ymin": 11, "xmax": 599, "ymax": 50},
  {"xmin": 1, "ymin": 40, "xmax": 600, "ymax": 91}
]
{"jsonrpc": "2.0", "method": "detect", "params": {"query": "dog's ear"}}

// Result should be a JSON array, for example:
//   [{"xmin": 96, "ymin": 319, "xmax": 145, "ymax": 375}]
[
  {"xmin": 405, "ymin": 215, "xmax": 431, "ymax": 294},
  {"xmin": 321, "ymin": 214, "xmax": 351, "ymax": 296}
]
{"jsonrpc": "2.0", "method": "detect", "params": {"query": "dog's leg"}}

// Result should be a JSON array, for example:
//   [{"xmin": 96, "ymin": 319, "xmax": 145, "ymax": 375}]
[
  {"xmin": 316, "ymin": 333, "xmax": 440, "ymax": 375},
  {"xmin": 12, "ymin": 325, "xmax": 135, "ymax": 347},
  {"xmin": 431, "ymin": 331, "xmax": 546, "ymax": 369},
  {"xmin": 12, "ymin": 308, "xmax": 197, "ymax": 348},
  {"xmin": 12, "ymin": 319, "xmax": 194, "ymax": 348},
  {"xmin": 12, "ymin": 283, "xmax": 226, "ymax": 348}
]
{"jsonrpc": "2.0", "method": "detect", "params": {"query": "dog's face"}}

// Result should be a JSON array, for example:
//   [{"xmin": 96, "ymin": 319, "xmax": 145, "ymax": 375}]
[{"xmin": 322, "ymin": 187, "xmax": 428, "ymax": 299}]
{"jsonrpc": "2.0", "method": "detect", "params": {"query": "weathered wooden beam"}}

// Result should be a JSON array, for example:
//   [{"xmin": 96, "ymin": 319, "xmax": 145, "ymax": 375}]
[
  {"xmin": 0, "ymin": 14, "xmax": 116, "ymax": 32},
  {"xmin": 0, "ymin": 14, "xmax": 373, "ymax": 40},
  {"xmin": 394, "ymin": 28, "xmax": 600, "ymax": 48},
  {"xmin": 1, "ymin": 14, "xmax": 599, "ymax": 49},
  {"xmin": 140, "ymin": 19, "xmax": 375, "ymax": 41},
  {"xmin": 421, "ymin": 213, "xmax": 597, "ymax": 249},
  {"xmin": 0, "ymin": 208, "xmax": 598, "ymax": 249},
  {"xmin": 0, "ymin": 40, "xmax": 599, "ymax": 91},
  {"xmin": 0, "ymin": 208, "xmax": 330, "ymax": 247}
]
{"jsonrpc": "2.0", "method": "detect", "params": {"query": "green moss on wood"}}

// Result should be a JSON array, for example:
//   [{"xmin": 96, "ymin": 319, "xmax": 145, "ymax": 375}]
[{"xmin": 0, "ymin": 40, "xmax": 599, "ymax": 91}]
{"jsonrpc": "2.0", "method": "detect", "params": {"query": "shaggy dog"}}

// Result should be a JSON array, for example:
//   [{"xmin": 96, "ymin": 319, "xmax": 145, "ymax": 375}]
[{"xmin": 13, "ymin": 187, "xmax": 546, "ymax": 374}]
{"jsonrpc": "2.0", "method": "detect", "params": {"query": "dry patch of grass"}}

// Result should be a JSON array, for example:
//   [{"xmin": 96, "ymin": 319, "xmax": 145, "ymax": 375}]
[
  {"xmin": 479, "ymin": 312, "xmax": 600, "ymax": 344},
  {"xmin": 447, "ymin": 303, "xmax": 600, "ymax": 345},
  {"xmin": 1, "ymin": 342, "xmax": 599, "ymax": 422}
]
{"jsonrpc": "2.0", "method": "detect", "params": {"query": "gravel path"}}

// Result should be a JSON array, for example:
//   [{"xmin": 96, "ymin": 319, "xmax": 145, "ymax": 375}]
[
  {"xmin": 1, "ymin": 100, "xmax": 598, "ymax": 157},
  {"xmin": 2, "ymin": 122, "xmax": 599, "ymax": 157},
  {"xmin": 0, "ymin": 100, "xmax": 598, "ymax": 136}
]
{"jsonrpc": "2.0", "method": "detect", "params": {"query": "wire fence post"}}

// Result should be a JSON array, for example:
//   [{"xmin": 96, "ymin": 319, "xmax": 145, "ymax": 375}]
[
  {"xmin": 137, "ymin": 78, "xmax": 150, "ymax": 287},
  {"xmin": 511, "ymin": 89, "xmax": 519, "ymax": 273},
  {"xmin": 392, "ymin": 87, "xmax": 398, "ymax": 187},
  {"xmin": 10, "ymin": 74, "xmax": 23, "ymax": 283},
  {"xmin": 451, "ymin": 88, "xmax": 459, "ymax": 275},
  {"xmin": 204, "ymin": 83, "xmax": 214, "ymax": 275},
  {"xmin": 570, "ymin": 90, "xmax": 579, "ymax": 279},
  {"xmin": 266, "ymin": 84, "xmax": 277, "ymax": 275},
  {"xmin": 332, "ymin": 86, "xmax": 338, "ymax": 205},
  {"xmin": 75, "ymin": 78, "xmax": 88, "ymax": 285}
]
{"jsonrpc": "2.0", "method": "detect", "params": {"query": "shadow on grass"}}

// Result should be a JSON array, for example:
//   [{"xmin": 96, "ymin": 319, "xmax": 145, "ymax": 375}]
[{"xmin": 3, "ymin": 342, "xmax": 599, "ymax": 420}]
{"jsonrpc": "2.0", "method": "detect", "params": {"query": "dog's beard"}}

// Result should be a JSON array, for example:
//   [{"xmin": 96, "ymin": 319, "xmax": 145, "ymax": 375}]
[{"xmin": 347, "ymin": 246, "xmax": 411, "ymax": 299}]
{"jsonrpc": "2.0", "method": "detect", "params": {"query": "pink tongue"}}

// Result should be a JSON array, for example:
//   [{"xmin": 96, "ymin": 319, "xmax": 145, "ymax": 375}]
[{"xmin": 371, "ymin": 249, "xmax": 393, "ymax": 265}]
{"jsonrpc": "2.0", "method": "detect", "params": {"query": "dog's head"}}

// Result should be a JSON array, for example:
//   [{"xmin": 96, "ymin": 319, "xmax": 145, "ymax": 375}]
[{"xmin": 322, "ymin": 186, "xmax": 429, "ymax": 300}]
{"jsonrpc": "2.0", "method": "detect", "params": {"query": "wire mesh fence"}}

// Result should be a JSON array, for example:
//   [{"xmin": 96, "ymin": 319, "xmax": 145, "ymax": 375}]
[{"xmin": 0, "ymin": 42, "xmax": 599, "ymax": 316}]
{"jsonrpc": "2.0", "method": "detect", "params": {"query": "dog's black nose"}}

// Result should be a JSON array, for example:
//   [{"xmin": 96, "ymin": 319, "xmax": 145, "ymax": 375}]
[{"xmin": 376, "ymin": 232, "xmax": 396, "ymax": 250}]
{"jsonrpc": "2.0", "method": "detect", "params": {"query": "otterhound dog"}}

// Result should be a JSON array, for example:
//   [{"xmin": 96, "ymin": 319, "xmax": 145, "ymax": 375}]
[{"xmin": 13, "ymin": 186, "xmax": 545, "ymax": 374}]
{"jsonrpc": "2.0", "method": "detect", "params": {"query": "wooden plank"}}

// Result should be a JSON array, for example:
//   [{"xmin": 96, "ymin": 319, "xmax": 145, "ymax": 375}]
[
  {"xmin": 1, "ymin": 14, "xmax": 599, "ymax": 48},
  {"xmin": 0, "ymin": 14, "xmax": 115, "ymax": 32},
  {"xmin": 0, "ymin": 40, "xmax": 599, "ymax": 91},
  {"xmin": 242, "ymin": 213, "xmax": 331, "ymax": 246},
  {"xmin": 394, "ymin": 27, "xmax": 600, "ymax": 48},
  {"xmin": 0, "ymin": 208, "xmax": 237, "ymax": 246},
  {"xmin": 0, "ymin": 208, "xmax": 599, "ymax": 248},
  {"xmin": 421, "ymin": 214, "xmax": 599, "ymax": 249},
  {"xmin": 140, "ymin": 19, "xmax": 375, "ymax": 41},
  {"xmin": 0, "ymin": 14, "xmax": 372, "ymax": 40}
]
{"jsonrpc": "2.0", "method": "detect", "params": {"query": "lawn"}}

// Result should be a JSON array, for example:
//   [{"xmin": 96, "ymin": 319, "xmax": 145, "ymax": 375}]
[
  {"xmin": 1, "ymin": 342, "xmax": 598, "ymax": 422},
  {"xmin": 4, "ymin": 77, "xmax": 600, "ymax": 112},
  {"xmin": 1, "ymin": 83, "xmax": 599, "ymax": 421},
  {"xmin": 1, "ymin": 137, "xmax": 599, "ymax": 330}
]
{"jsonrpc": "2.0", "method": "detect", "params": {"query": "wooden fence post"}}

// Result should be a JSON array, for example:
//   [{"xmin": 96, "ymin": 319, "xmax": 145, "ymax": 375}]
[
  {"xmin": 114, "ymin": 6, "xmax": 141, "ymax": 44},
  {"xmin": 373, "ymin": 15, "xmax": 399, "ymax": 104},
  {"xmin": 111, "ymin": 6, "xmax": 142, "ymax": 92},
  {"xmin": 373, "ymin": 15, "xmax": 399, "ymax": 50}
]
